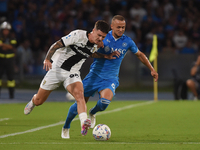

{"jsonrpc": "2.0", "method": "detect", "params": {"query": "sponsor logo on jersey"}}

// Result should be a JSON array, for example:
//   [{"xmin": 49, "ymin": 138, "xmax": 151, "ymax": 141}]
[
  {"xmin": 111, "ymin": 47, "xmax": 126, "ymax": 54},
  {"xmin": 73, "ymin": 45, "xmax": 90, "ymax": 57}
]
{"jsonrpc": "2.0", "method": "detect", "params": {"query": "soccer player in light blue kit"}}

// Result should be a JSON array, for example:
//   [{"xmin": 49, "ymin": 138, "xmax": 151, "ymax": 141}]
[{"xmin": 61, "ymin": 15, "xmax": 158, "ymax": 139}]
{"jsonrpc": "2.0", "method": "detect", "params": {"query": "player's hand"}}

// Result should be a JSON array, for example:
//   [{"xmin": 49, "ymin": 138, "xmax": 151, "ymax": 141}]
[
  {"xmin": 106, "ymin": 51, "xmax": 120, "ymax": 59},
  {"xmin": 97, "ymin": 41, "xmax": 104, "ymax": 48},
  {"xmin": 151, "ymin": 70, "xmax": 158, "ymax": 82},
  {"xmin": 43, "ymin": 59, "xmax": 52, "ymax": 71}
]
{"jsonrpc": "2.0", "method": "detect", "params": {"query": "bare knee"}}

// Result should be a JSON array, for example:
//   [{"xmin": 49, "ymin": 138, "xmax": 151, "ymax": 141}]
[
  {"xmin": 186, "ymin": 79, "xmax": 194, "ymax": 88},
  {"xmin": 72, "ymin": 89, "xmax": 84, "ymax": 102}
]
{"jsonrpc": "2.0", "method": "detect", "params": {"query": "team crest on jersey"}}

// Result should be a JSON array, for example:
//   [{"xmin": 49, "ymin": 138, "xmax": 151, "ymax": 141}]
[
  {"xmin": 105, "ymin": 46, "xmax": 110, "ymax": 52},
  {"xmin": 122, "ymin": 42, "xmax": 127, "ymax": 47},
  {"xmin": 42, "ymin": 80, "xmax": 46, "ymax": 85}
]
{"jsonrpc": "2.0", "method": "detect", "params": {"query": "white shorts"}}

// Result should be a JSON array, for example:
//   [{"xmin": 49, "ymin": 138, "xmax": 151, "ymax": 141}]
[{"xmin": 40, "ymin": 67, "xmax": 82, "ymax": 90}]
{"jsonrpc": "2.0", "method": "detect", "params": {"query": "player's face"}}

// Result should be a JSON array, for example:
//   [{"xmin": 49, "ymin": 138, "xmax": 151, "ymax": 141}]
[
  {"xmin": 111, "ymin": 19, "xmax": 126, "ymax": 38},
  {"xmin": 91, "ymin": 29, "xmax": 107, "ymax": 45},
  {"xmin": 2, "ymin": 29, "xmax": 10, "ymax": 36}
]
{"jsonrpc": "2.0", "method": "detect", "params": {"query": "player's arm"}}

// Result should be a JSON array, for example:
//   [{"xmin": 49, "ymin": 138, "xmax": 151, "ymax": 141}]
[
  {"xmin": 43, "ymin": 40, "xmax": 64, "ymax": 71},
  {"xmin": 90, "ymin": 51, "xmax": 120, "ymax": 59},
  {"xmin": 0, "ymin": 39, "xmax": 16, "ymax": 51},
  {"xmin": 135, "ymin": 50, "xmax": 158, "ymax": 82},
  {"xmin": 0, "ymin": 43, "xmax": 13, "ymax": 50}
]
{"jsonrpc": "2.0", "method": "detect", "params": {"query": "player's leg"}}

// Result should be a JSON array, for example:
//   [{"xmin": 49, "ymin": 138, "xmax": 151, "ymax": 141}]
[
  {"xmin": 24, "ymin": 88, "xmax": 52, "ymax": 115},
  {"xmin": 62, "ymin": 102, "xmax": 78, "ymax": 139},
  {"xmin": 89, "ymin": 79, "xmax": 119, "ymax": 128},
  {"xmin": 90, "ymin": 88, "xmax": 113, "ymax": 114},
  {"xmin": 66, "ymin": 81, "xmax": 91, "ymax": 136},
  {"xmin": 186, "ymin": 79, "xmax": 198, "ymax": 100},
  {"xmin": 62, "ymin": 72, "xmax": 97, "ymax": 138},
  {"xmin": 89, "ymin": 89, "xmax": 113, "ymax": 128},
  {"xmin": 24, "ymin": 69, "xmax": 59, "ymax": 115}
]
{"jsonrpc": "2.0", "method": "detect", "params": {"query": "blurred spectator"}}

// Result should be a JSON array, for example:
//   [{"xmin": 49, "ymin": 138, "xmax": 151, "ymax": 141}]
[
  {"xmin": 129, "ymin": 2, "xmax": 147, "ymax": 23},
  {"xmin": 163, "ymin": 0, "xmax": 174, "ymax": 20},
  {"xmin": 180, "ymin": 40, "xmax": 197, "ymax": 54},
  {"xmin": 124, "ymin": 23, "xmax": 136, "ymax": 41},
  {"xmin": 0, "ymin": 0, "xmax": 8, "ymax": 17},
  {"xmin": 16, "ymin": 39, "xmax": 33, "ymax": 74},
  {"xmin": 162, "ymin": 39, "xmax": 175, "ymax": 54},
  {"xmin": 1, "ymin": 0, "xmax": 200, "ymax": 76},
  {"xmin": 173, "ymin": 30, "xmax": 188, "ymax": 52}
]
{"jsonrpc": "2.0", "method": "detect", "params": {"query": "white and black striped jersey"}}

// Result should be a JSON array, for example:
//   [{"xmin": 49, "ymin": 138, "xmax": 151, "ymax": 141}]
[{"xmin": 51, "ymin": 30, "xmax": 98, "ymax": 72}]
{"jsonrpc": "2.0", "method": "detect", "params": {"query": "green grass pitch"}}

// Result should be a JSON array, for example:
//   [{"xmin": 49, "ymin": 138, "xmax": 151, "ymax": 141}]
[{"xmin": 0, "ymin": 100, "xmax": 200, "ymax": 150}]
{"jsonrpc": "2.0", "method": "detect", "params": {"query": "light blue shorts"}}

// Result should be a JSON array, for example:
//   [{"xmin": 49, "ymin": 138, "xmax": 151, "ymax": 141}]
[{"xmin": 83, "ymin": 72, "xmax": 119, "ymax": 97}]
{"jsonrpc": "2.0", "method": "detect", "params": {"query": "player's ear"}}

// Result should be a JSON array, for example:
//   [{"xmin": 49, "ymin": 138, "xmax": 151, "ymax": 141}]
[{"xmin": 110, "ymin": 24, "xmax": 113, "ymax": 30}]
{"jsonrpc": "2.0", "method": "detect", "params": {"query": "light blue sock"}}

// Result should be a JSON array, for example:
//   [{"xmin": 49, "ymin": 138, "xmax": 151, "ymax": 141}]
[
  {"xmin": 63, "ymin": 102, "xmax": 78, "ymax": 129},
  {"xmin": 90, "ymin": 98, "xmax": 111, "ymax": 115}
]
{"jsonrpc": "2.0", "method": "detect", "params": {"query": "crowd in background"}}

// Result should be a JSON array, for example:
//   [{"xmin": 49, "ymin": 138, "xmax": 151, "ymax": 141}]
[{"xmin": 0, "ymin": 0, "xmax": 200, "ymax": 75}]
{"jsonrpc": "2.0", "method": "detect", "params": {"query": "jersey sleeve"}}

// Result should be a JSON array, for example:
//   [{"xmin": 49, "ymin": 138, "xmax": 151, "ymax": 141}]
[
  {"xmin": 61, "ymin": 30, "xmax": 80, "ymax": 46},
  {"xmin": 129, "ymin": 39, "xmax": 138, "ymax": 54}
]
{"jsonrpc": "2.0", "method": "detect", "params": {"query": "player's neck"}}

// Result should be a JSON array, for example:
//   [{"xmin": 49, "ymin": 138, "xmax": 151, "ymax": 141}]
[{"xmin": 112, "ymin": 32, "xmax": 121, "ymax": 40}]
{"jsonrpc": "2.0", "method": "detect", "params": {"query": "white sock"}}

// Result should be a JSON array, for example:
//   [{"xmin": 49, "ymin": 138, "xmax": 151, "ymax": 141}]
[{"xmin": 79, "ymin": 112, "xmax": 87, "ymax": 127}]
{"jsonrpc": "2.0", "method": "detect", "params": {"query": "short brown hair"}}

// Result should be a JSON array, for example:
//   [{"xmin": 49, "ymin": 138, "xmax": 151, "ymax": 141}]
[
  {"xmin": 112, "ymin": 15, "xmax": 125, "ymax": 22},
  {"xmin": 94, "ymin": 20, "xmax": 110, "ymax": 34}
]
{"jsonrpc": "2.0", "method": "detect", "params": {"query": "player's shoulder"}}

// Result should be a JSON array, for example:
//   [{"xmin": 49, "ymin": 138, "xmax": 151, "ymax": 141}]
[
  {"xmin": 122, "ymin": 34, "xmax": 133, "ymax": 41},
  {"xmin": 120, "ymin": 34, "xmax": 134, "ymax": 45},
  {"xmin": 69, "ymin": 29, "xmax": 87, "ymax": 37}
]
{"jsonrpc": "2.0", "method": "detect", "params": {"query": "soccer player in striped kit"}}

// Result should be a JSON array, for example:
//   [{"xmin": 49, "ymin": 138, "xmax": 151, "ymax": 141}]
[{"xmin": 24, "ymin": 20, "xmax": 120, "ymax": 136}]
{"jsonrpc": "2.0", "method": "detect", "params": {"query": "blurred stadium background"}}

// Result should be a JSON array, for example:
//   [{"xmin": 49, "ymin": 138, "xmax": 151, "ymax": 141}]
[{"xmin": 1, "ymin": 0, "xmax": 200, "ymax": 100}]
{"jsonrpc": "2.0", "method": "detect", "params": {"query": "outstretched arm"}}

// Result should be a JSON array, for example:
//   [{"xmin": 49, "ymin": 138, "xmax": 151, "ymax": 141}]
[
  {"xmin": 90, "ymin": 51, "xmax": 120, "ymax": 59},
  {"xmin": 135, "ymin": 50, "xmax": 158, "ymax": 82},
  {"xmin": 43, "ymin": 40, "xmax": 64, "ymax": 71}
]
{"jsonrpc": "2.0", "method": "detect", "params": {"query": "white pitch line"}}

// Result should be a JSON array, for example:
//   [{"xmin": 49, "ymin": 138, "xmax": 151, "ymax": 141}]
[
  {"xmin": 0, "ymin": 118, "xmax": 10, "ymax": 122},
  {"xmin": 0, "ymin": 142, "xmax": 200, "ymax": 145},
  {"xmin": 0, "ymin": 101, "xmax": 155, "ymax": 139}
]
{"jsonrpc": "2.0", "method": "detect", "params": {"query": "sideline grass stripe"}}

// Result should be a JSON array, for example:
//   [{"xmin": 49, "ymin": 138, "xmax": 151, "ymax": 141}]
[
  {"xmin": 0, "ymin": 142, "xmax": 200, "ymax": 145},
  {"xmin": 0, "ymin": 101, "xmax": 155, "ymax": 139},
  {"xmin": 0, "ymin": 118, "xmax": 10, "ymax": 122}
]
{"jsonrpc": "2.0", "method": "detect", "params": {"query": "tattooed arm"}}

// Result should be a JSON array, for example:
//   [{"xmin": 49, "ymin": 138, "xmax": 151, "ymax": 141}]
[
  {"xmin": 43, "ymin": 40, "xmax": 64, "ymax": 71},
  {"xmin": 90, "ymin": 51, "xmax": 120, "ymax": 59}
]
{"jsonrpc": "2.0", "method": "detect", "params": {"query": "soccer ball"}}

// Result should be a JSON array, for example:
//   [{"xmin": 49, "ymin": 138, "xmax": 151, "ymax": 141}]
[
  {"xmin": 92, "ymin": 124, "xmax": 111, "ymax": 141},
  {"xmin": 66, "ymin": 92, "xmax": 75, "ymax": 101}
]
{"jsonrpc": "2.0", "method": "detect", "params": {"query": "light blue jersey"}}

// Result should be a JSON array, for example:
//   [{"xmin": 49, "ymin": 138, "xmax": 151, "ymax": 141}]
[
  {"xmin": 90, "ymin": 30, "xmax": 138, "ymax": 80},
  {"xmin": 83, "ymin": 30, "xmax": 139, "ymax": 97}
]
